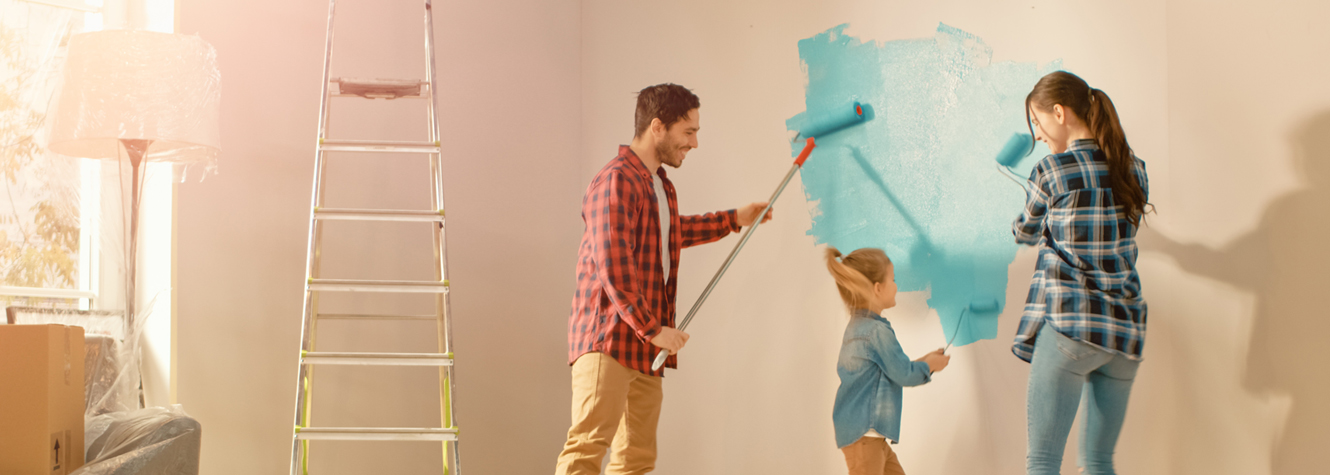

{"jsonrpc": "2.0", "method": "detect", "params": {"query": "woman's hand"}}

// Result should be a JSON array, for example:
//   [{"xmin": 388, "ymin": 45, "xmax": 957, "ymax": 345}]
[{"xmin": 916, "ymin": 348, "xmax": 951, "ymax": 373}]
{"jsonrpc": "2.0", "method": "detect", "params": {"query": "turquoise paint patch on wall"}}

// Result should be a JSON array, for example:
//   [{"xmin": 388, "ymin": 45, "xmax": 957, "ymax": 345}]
[{"xmin": 788, "ymin": 23, "xmax": 1060, "ymax": 347}]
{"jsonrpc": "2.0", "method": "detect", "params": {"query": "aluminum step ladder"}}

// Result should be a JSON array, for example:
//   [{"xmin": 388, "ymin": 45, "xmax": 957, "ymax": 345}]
[{"xmin": 290, "ymin": 1, "xmax": 460, "ymax": 473}]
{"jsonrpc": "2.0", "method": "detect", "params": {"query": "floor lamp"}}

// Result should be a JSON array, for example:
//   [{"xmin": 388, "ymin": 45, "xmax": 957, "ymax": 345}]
[{"xmin": 47, "ymin": 30, "xmax": 220, "ymax": 408}]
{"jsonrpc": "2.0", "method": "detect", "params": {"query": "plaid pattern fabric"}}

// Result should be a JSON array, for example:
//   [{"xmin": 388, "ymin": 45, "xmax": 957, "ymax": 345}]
[
  {"xmin": 569, "ymin": 146, "xmax": 740, "ymax": 376},
  {"xmin": 1011, "ymin": 139, "xmax": 1149, "ymax": 363}
]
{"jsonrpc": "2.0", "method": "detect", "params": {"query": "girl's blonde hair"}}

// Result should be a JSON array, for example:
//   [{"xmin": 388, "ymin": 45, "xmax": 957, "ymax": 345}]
[{"xmin": 824, "ymin": 246, "xmax": 892, "ymax": 313}]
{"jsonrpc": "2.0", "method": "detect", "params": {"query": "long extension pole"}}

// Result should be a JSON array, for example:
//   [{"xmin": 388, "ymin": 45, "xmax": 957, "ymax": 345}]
[{"xmin": 651, "ymin": 138, "xmax": 817, "ymax": 371}]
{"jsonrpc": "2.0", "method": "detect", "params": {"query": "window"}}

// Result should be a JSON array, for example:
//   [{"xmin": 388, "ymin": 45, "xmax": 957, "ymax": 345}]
[
  {"xmin": 0, "ymin": 0, "xmax": 105, "ymax": 310},
  {"xmin": 3, "ymin": 0, "xmax": 176, "ymax": 407}
]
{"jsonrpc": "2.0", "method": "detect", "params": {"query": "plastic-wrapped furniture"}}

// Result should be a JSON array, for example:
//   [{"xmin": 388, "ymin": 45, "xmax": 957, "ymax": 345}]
[
  {"xmin": 73, "ymin": 405, "xmax": 201, "ymax": 475},
  {"xmin": 3, "ymin": 308, "xmax": 200, "ymax": 474}
]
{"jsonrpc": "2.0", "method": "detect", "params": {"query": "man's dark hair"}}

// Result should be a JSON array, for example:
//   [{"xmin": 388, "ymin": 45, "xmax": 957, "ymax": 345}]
[{"xmin": 634, "ymin": 83, "xmax": 700, "ymax": 138}]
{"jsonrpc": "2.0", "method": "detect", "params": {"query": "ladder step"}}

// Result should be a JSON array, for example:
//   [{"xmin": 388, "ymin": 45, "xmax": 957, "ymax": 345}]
[
  {"xmin": 330, "ymin": 77, "xmax": 429, "ymax": 99},
  {"xmin": 318, "ymin": 313, "xmax": 437, "ymax": 321},
  {"xmin": 295, "ymin": 427, "xmax": 458, "ymax": 441},
  {"xmin": 308, "ymin": 279, "xmax": 449, "ymax": 293},
  {"xmin": 314, "ymin": 208, "xmax": 444, "ymax": 222},
  {"xmin": 319, "ymin": 139, "xmax": 441, "ymax": 153},
  {"xmin": 302, "ymin": 351, "xmax": 453, "ymax": 366}
]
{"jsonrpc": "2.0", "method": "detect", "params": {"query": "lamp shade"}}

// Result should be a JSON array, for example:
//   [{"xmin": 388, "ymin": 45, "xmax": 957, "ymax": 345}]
[{"xmin": 48, "ymin": 30, "xmax": 220, "ymax": 166}]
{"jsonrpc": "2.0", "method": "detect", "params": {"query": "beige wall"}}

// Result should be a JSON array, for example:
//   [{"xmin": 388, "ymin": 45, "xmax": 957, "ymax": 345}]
[
  {"xmin": 1149, "ymin": 1, "xmax": 1330, "ymax": 474},
  {"xmin": 176, "ymin": 0, "xmax": 1328, "ymax": 473},
  {"xmin": 176, "ymin": 0, "xmax": 581, "ymax": 473}
]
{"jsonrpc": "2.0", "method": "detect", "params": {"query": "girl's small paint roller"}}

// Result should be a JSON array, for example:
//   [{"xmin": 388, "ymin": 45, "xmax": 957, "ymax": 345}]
[
  {"xmin": 651, "ymin": 101, "xmax": 872, "ymax": 371},
  {"xmin": 968, "ymin": 298, "xmax": 1001, "ymax": 314},
  {"xmin": 944, "ymin": 297, "xmax": 1001, "ymax": 353}
]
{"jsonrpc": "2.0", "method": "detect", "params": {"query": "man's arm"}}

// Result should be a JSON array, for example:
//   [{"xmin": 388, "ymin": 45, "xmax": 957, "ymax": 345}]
[
  {"xmin": 679, "ymin": 202, "xmax": 772, "ymax": 249},
  {"xmin": 679, "ymin": 210, "xmax": 739, "ymax": 249},
  {"xmin": 589, "ymin": 171, "xmax": 660, "ymax": 342}
]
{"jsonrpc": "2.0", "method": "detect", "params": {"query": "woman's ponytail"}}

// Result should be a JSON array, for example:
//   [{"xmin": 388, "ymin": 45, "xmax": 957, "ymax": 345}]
[{"xmin": 1087, "ymin": 88, "xmax": 1148, "ymax": 226}]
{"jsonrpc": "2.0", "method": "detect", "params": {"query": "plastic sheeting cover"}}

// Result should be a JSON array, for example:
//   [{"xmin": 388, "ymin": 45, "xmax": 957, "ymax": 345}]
[
  {"xmin": 75, "ymin": 405, "xmax": 201, "ymax": 475},
  {"xmin": 47, "ymin": 30, "xmax": 221, "ymax": 176}
]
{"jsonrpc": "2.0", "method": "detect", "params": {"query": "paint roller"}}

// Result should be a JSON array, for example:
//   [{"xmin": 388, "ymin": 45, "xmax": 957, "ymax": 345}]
[
  {"xmin": 945, "ymin": 298, "xmax": 1001, "ymax": 353},
  {"xmin": 995, "ymin": 132, "xmax": 1034, "ymax": 190},
  {"xmin": 849, "ymin": 144, "xmax": 1006, "ymax": 353},
  {"xmin": 933, "ymin": 133, "xmax": 1038, "ymax": 350},
  {"xmin": 795, "ymin": 101, "xmax": 867, "ymax": 141},
  {"xmin": 931, "ymin": 134, "xmax": 1032, "ymax": 351},
  {"xmin": 932, "ymin": 134, "xmax": 1036, "ymax": 351},
  {"xmin": 936, "ymin": 134, "xmax": 1037, "ymax": 351},
  {"xmin": 650, "ymin": 101, "xmax": 869, "ymax": 371},
  {"xmin": 934, "ymin": 133, "xmax": 1034, "ymax": 350}
]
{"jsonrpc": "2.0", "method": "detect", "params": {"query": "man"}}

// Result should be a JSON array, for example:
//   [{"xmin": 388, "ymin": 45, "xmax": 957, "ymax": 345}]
[{"xmin": 555, "ymin": 84, "xmax": 773, "ymax": 474}]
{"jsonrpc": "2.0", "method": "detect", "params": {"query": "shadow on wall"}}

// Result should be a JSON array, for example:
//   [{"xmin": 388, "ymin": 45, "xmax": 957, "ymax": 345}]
[{"xmin": 1138, "ymin": 110, "xmax": 1330, "ymax": 475}]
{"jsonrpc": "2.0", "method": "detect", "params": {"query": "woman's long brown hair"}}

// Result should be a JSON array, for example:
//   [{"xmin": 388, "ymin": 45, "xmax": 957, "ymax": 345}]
[{"xmin": 1026, "ymin": 71, "xmax": 1149, "ymax": 226}]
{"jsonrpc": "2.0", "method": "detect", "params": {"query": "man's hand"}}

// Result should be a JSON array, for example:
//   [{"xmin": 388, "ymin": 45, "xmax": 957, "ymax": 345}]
[
  {"xmin": 649, "ymin": 327, "xmax": 690, "ymax": 355},
  {"xmin": 737, "ymin": 202, "xmax": 774, "ymax": 227},
  {"xmin": 916, "ymin": 348, "xmax": 951, "ymax": 373}
]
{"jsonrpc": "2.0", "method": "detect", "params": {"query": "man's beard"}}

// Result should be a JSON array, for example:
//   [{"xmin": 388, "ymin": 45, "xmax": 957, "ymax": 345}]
[{"xmin": 655, "ymin": 138, "xmax": 687, "ymax": 168}]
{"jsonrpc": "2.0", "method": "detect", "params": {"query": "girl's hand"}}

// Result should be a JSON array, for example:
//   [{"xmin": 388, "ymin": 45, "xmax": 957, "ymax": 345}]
[{"xmin": 917, "ymin": 348, "xmax": 950, "ymax": 373}]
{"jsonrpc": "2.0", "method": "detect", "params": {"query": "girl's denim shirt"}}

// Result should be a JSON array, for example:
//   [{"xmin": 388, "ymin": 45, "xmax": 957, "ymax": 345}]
[{"xmin": 832, "ymin": 308, "xmax": 932, "ymax": 447}]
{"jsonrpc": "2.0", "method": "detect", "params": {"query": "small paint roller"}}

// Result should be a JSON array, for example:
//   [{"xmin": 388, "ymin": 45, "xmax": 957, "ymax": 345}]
[
  {"xmin": 994, "ymin": 132, "xmax": 1035, "ymax": 191},
  {"xmin": 944, "ymin": 298, "xmax": 1001, "ymax": 353},
  {"xmin": 920, "ymin": 134, "xmax": 1024, "ymax": 352},
  {"xmin": 651, "ymin": 101, "xmax": 870, "ymax": 371}
]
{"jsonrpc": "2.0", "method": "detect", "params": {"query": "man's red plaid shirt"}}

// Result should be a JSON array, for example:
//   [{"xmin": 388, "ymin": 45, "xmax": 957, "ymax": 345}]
[{"xmin": 568, "ymin": 146, "xmax": 739, "ymax": 376}]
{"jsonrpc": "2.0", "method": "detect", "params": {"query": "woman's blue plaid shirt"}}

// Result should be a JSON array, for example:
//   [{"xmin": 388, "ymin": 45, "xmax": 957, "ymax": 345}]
[{"xmin": 1012, "ymin": 139, "xmax": 1150, "ymax": 363}]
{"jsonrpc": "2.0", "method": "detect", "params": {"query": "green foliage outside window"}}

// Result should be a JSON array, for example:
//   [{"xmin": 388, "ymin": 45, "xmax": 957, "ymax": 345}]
[{"xmin": 0, "ymin": 19, "xmax": 82, "ymax": 308}]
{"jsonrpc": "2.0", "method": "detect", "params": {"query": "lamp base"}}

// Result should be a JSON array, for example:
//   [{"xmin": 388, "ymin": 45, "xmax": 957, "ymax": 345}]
[
  {"xmin": 119, "ymin": 138, "xmax": 153, "ymax": 411},
  {"xmin": 119, "ymin": 138, "xmax": 151, "ymax": 330}
]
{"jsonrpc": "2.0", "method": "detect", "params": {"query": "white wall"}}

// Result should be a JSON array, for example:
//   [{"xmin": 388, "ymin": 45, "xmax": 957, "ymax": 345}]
[
  {"xmin": 174, "ymin": 0, "xmax": 1329, "ymax": 473},
  {"xmin": 175, "ymin": 0, "xmax": 581, "ymax": 473}
]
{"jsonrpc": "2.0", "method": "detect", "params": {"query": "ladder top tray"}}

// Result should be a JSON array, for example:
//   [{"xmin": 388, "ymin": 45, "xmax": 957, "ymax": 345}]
[{"xmin": 331, "ymin": 77, "xmax": 429, "ymax": 99}]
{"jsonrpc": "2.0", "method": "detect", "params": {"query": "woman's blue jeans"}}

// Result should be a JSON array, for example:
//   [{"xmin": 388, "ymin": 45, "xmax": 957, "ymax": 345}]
[{"xmin": 1027, "ymin": 325, "xmax": 1140, "ymax": 475}]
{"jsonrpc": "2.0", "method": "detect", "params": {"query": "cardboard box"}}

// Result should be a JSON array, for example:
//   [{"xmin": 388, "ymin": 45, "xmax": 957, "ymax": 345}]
[{"xmin": 0, "ymin": 325, "xmax": 86, "ymax": 475}]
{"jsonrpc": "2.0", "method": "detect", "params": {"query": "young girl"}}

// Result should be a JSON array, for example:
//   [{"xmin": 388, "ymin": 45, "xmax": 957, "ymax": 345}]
[
  {"xmin": 1013, "ymin": 71, "xmax": 1150, "ymax": 475},
  {"xmin": 826, "ymin": 246, "xmax": 950, "ymax": 475}
]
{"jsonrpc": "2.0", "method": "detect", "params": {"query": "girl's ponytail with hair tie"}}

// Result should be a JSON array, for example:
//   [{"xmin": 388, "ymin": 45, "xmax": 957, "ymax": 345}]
[{"xmin": 823, "ymin": 246, "xmax": 892, "ymax": 314}]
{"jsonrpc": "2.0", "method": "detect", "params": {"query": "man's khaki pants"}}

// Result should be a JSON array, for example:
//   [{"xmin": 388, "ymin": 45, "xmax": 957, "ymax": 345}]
[{"xmin": 554, "ymin": 352, "xmax": 663, "ymax": 475}]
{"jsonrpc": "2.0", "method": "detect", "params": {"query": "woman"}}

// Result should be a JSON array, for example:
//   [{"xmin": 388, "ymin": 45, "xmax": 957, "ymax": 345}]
[{"xmin": 1012, "ymin": 71, "xmax": 1151, "ymax": 475}]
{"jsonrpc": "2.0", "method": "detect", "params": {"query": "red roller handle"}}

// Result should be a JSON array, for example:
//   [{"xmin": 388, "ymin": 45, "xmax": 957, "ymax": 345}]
[{"xmin": 794, "ymin": 137, "xmax": 817, "ymax": 166}]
